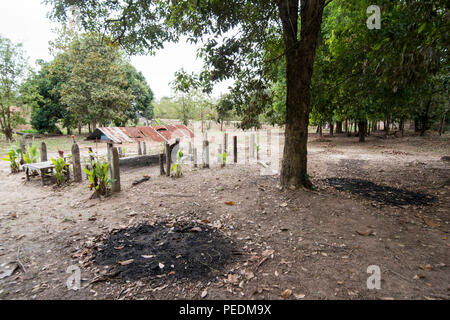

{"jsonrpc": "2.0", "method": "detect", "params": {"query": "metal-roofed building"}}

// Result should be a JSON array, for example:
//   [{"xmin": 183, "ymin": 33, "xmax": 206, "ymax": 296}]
[{"xmin": 86, "ymin": 125, "xmax": 194, "ymax": 144}]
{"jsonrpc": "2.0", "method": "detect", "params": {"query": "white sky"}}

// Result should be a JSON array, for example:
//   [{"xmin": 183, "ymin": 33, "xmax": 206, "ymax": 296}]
[{"xmin": 0, "ymin": 0, "xmax": 231, "ymax": 100}]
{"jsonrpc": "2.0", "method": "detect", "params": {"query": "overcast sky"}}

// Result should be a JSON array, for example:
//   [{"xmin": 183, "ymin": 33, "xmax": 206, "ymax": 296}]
[{"xmin": 0, "ymin": 0, "xmax": 231, "ymax": 100}]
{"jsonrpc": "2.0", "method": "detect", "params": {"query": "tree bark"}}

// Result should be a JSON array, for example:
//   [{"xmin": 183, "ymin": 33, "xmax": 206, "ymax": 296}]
[
  {"xmin": 358, "ymin": 121, "xmax": 366, "ymax": 143},
  {"xmin": 278, "ymin": 0, "xmax": 325, "ymax": 189},
  {"xmin": 438, "ymin": 113, "xmax": 446, "ymax": 136},
  {"xmin": 336, "ymin": 121, "xmax": 342, "ymax": 134}
]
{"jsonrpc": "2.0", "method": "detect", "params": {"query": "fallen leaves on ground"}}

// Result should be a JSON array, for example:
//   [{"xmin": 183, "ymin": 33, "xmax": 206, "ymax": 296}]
[
  {"xmin": 281, "ymin": 289, "xmax": 292, "ymax": 299},
  {"xmin": 356, "ymin": 230, "xmax": 374, "ymax": 236},
  {"xmin": 423, "ymin": 217, "xmax": 440, "ymax": 228},
  {"xmin": 118, "ymin": 259, "xmax": 134, "ymax": 266}
]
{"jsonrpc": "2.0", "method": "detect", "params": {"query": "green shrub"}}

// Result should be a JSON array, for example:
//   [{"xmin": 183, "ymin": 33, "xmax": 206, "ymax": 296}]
[
  {"xmin": 2, "ymin": 147, "xmax": 21, "ymax": 173},
  {"xmin": 171, "ymin": 150, "xmax": 184, "ymax": 177},
  {"xmin": 83, "ymin": 153, "xmax": 115, "ymax": 197},
  {"xmin": 23, "ymin": 145, "xmax": 39, "ymax": 164},
  {"xmin": 51, "ymin": 157, "xmax": 69, "ymax": 185}
]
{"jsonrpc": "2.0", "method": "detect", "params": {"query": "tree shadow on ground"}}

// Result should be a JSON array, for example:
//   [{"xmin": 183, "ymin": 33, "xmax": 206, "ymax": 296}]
[{"xmin": 323, "ymin": 178, "xmax": 436, "ymax": 206}]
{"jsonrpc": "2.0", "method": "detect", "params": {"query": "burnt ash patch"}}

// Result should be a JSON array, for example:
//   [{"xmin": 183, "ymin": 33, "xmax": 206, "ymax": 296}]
[
  {"xmin": 93, "ymin": 223, "xmax": 236, "ymax": 281},
  {"xmin": 323, "ymin": 178, "xmax": 436, "ymax": 206}
]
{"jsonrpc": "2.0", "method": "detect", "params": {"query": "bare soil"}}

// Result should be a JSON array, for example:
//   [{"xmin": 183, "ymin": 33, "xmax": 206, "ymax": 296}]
[{"xmin": 0, "ymin": 131, "xmax": 449, "ymax": 300}]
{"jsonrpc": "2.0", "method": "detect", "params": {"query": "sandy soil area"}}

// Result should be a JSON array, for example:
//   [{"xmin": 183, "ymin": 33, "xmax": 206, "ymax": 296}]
[{"xmin": 0, "ymin": 131, "xmax": 448, "ymax": 300}]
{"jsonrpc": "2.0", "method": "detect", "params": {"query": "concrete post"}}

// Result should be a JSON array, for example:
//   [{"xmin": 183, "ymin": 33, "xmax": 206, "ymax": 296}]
[
  {"xmin": 40, "ymin": 142, "xmax": 47, "ymax": 162},
  {"xmin": 71, "ymin": 143, "xmax": 82, "ymax": 182},
  {"xmin": 111, "ymin": 147, "xmax": 121, "ymax": 192}
]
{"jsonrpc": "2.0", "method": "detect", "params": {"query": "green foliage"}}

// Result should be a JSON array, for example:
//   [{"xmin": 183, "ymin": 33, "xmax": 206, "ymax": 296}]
[
  {"xmin": 23, "ymin": 145, "xmax": 39, "ymax": 164},
  {"xmin": 22, "ymin": 60, "xmax": 66, "ymax": 134},
  {"xmin": 22, "ymin": 31, "xmax": 154, "ymax": 133},
  {"xmin": 2, "ymin": 147, "xmax": 21, "ymax": 173},
  {"xmin": 171, "ymin": 150, "xmax": 184, "ymax": 177},
  {"xmin": 0, "ymin": 35, "xmax": 29, "ymax": 141},
  {"xmin": 217, "ymin": 151, "xmax": 227, "ymax": 167},
  {"xmin": 51, "ymin": 157, "xmax": 69, "ymax": 185},
  {"xmin": 83, "ymin": 153, "xmax": 115, "ymax": 197}
]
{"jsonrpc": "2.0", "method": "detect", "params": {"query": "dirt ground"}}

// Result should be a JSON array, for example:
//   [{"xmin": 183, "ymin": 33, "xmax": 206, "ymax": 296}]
[{"xmin": 0, "ymin": 131, "xmax": 449, "ymax": 300}]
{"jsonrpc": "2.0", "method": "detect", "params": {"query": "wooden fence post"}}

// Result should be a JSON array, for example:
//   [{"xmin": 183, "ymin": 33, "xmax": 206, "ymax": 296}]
[
  {"xmin": 193, "ymin": 147, "xmax": 198, "ymax": 168},
  {"xmin": 165, "ymin": 141, "xmax": 171, "ymax": 176},
  {"xmin": 203, "ymin": 140, "xmax": 209, "ymax": 168},
  {"xmin": 71, "ymin": 143, "xmax": 82, "ymax": 182},
  {"xmin": 111, "ymin": 147, "xmax": 121, "ymax": 192},
  {"xmin": 245, "ymin": 135, "xmax": 249, "ymax": 164},
  {"xmin": 223, "ymin": 133, "xmax": 228, "ymax": 156},
  {"xmin": 233, "ymin": 136, "xmax": 237, "ymax": 163},
  {"xmin": 250, "ymin": 133, "xmax": 255, "ymax": 159},
  {"xmin": 138, "ymin": 142, "xmax": 142, "ymax": 156},
  {"xmin": 159, "ymin": 153, "xmax": 166, "ymax": 175},
  {"xmin": 256, "ymin": 132, "xmax": 260, "ymax": 161},
  {"xmin": 40, "ymin": 142, "xmax": 47, "ymax": 162},
  {"xmin": 20, "ymin": 139, "xmax": 26, "ymax": 162},
  {"xmin": 218, "ymin": 144, "xmax": 224, "ymax": 167}
]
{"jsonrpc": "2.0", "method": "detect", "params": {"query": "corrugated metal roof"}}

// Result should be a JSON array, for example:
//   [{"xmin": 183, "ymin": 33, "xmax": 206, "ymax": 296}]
[{"xmin": 86, "ymin": 125, "xmax": 194, "ymax": 144}]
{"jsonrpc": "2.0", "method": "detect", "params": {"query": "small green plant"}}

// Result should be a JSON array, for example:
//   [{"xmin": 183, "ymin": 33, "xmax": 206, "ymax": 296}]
[
  {"xmin": 51, "ymin": 157, "xmax": 69, "ymax": 185},
  {"xmin": 171, "ymin": 150, "xmax": 184, "ymax": 177},
  {"xmin": 2, "ymin": 147, "xmax": 21, "ymax": 173},
  {"xmin": 217, "ymin": 151, "xmax": 227, "ymax": 167},
  {"xmin": 83, "ymin": 154, "xmax": 115, "ymax": 198},
  {"xmin": 23, "ymin": 145, "xmax": 39, "ymax": 164}
]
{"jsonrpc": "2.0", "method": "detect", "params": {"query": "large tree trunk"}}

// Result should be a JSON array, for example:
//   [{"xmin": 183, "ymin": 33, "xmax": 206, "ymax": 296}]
[
  {"xmin": 438, "ymin": 113, "xmax": 446, "ymax": 136},
  {"xmin": 329, "ymin": 123, "xmax": 334, "ymax": 137},
  {"xmin": 336, "ymin": 121, "xmax": 342, "ymax": 134},
  {"xmin": 278, "ymin": 0, "xmax": 325, "ymax": 189},
  {"xmin": 4, "ymin": 127, "xmax": 13, "ymax": 142},
  {"xmin": 358, "ymin": 120, "xmax": 366, "ymax": 143}
]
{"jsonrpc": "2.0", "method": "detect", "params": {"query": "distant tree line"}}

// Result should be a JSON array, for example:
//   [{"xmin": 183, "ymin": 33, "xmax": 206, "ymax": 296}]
[{"xmin": 21, "ymin": 31, "xmax": 154, "ymax": 135}]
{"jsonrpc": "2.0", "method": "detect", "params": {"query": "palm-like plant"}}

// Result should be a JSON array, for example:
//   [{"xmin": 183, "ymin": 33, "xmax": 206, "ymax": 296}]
[
  {"xmin": 51, "ymin": 157, "xmax": 69, "ymax": 185},
  {"xmin": 83, "ymin": 154, "xmax": 115, "ymax": 198},
  {"xmin": 23, "ymin": 145, "xmax": 39, "ymax": 164},
  {"xmin": 2, "ymin": 147, "xmax": 21, "ymax": 173}
]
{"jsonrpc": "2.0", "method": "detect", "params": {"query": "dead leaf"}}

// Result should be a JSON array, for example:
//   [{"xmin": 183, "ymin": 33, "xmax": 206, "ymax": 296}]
[
  {"xmin": 118, "ymin": 259, "xmax": 134, "ymax": 266},
  {"xmin": 168, "ymin": 271, "xmax": 175, "ymax": 276},
  {"xmin": 201, "ymin": 219, "xmax": 210, "ymax": 224},
  {"xmin": 0, "ymin": 262, "xmax": 19, "ymax": 279},
  {"xmin": 262, "ymin": 249, "xmax": 275, "ymax": 257},
  {"xmin": 356, "ymin": 230, "xmax": 374, "ymax": 236},
  {"xmin": 159, "ymin": 263, "xmax": 165, "ymax": 269},
  {"xmin": 201, "ymin": 290, "xmax": 208, "ymax": 298},
  {"xmin": 189, "ymin": 227, "xmax": 202, "ymax": 232},
  {"xmin": 245, "ymin": 271, "xmax": 255, "ymax": 280},
  {"xmin": 294, "ymin": 293, "xmax": 306, "ymax": 299},
  {"xmin": 281, "ymin": 289, "xmax": 292, "ymax": 299},
  {"xmin": 114, "ymin": 245, "xmax": 125, "ymax": 250},
  {"xmin": 413, "ymin": 274, "xmax": 425, "ymax": 280},
  {"xmin": 141, "ymin": 255, "xmax": 154, "ymax": 259},
  {"xmin": 224, "ymin": 201, "xmax": 235, "ymax": 205},
  {"xmin": 227, "ymin": 274, "xmax": 239, "ymax": 284},
  {"xmin": 423, "ymin": 217, "xmax": 440, "ymax": 228},
  {"xmin": 420, "ymin": 264, "xmax": 433, "ymax": 271}
]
